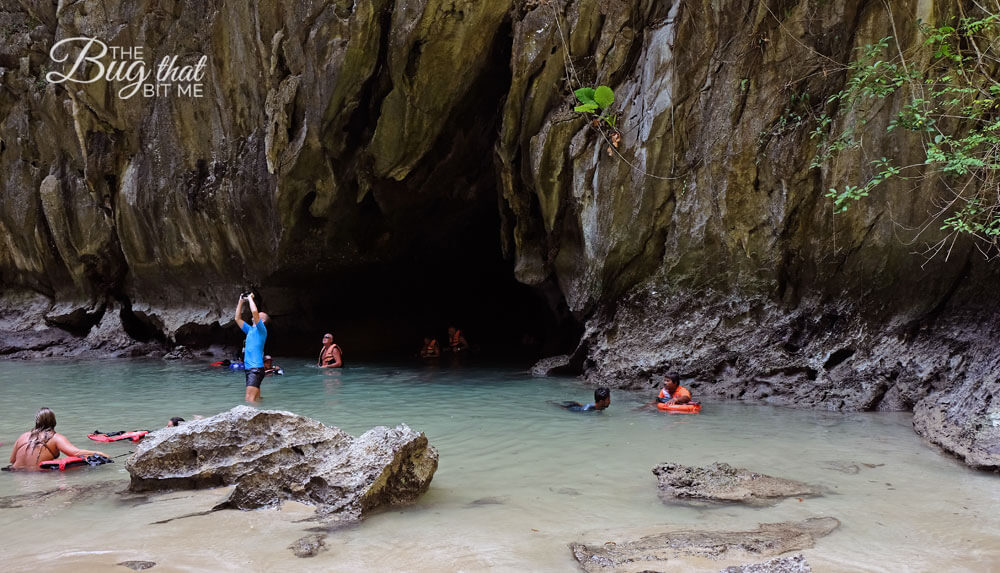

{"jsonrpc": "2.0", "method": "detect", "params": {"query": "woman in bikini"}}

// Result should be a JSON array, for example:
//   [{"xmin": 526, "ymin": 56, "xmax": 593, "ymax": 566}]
[{"xmin": 8, "ymin": 408, "xmax": 107, "ymax": 471}]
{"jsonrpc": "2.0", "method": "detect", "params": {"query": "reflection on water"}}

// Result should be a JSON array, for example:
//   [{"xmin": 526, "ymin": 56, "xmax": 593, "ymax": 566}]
[{"xmin": 1, "ymin": 359, "xmax": 999, "ymax": 572}]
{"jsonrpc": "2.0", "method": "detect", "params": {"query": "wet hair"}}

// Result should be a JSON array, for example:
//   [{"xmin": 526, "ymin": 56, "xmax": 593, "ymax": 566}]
[
  {"xmin": 264, "ymin": 355, "xmax": 272, "ymax": 362},
  {"xmin": 28, "ymin": 407, "xmax": 56, "ymax": 448},
  {"xmin": 664, "ymin": 372, "xmax": 680, "ymax": 385},
  {"xmin": 168, "ymin": 417, "xmax": 185, "ymax": 426},
  {"xmin": 594, "ymin": 387, "xmax": 610, "ymax": 401}
]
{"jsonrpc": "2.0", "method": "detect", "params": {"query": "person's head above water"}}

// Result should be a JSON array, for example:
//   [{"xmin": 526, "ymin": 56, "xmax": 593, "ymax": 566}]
[
  {"xmin": 663, "ymin": 372, "xmax": 680, "ymax": 392},
  {"xmin": 167, "ymin": 417, "xmax": 185, "ymax": 427},
  {"xmin": 34, "ymin": 407, "xmax": 56, "ymax": 431},
  {"xmin": 263, "ymin": 355, "xmax": 273, "ymax": 365},
  {"xmin": 322, "ymin": 333, "xmax": 334, "ymax": 344},
  {"xmin": 594, "ymin": 387, "xmax": 611, "ymax": 410}
]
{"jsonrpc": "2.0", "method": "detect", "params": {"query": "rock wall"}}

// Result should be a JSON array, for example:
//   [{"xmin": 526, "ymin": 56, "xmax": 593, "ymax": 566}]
[{"xmin": 1, "ymin": 0, "xmax": 998, "ymax": 467}]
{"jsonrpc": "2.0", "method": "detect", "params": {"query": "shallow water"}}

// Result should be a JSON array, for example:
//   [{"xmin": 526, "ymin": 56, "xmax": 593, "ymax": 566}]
[{"xmin": 1, "ymin": 359, "xmax": 998, "ymax": 572}]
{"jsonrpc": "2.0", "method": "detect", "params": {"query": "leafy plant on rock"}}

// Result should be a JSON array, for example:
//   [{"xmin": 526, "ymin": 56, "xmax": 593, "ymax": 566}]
[
  {"xmin": 810, "ymin": 9, "xmax": 1000, "ymax": 259},
  {"xmin": 574, "ymin": 85, "xmax": 622, "ymax": 155}
]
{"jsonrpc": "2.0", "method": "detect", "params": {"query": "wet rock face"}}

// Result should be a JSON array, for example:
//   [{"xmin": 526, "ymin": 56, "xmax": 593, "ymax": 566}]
[
  {"xmin": 530, "ymin": 354, "xmax": 574, "ymax": 377},
  {"xmin": 0, "ymin": 0, "xmax": 516, "ymax": 339},
  {"xmin": 571, "ymin": 518, "xmax": 838, "ymax": 572},
  {"xmin": 2, "ymin": 0, "xmax": 999, "ymax": 468},
  {"xmin": 125, "ymin": 406, "xmax": 438, "ymax": 520},
  {"xmin": 652, "ymin": 462, "xmax": 819, "ymax": 506},
  {"xmin": 913, "ymin": 394, "xmax": 1000, "ymax": 471}
]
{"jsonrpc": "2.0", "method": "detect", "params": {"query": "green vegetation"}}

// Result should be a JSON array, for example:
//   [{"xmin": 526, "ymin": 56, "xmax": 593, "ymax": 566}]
[
  {"xmin": 573, "ymin": 85, "xmax": 617, "ymax": 129},
  {"xmin": 810, "ymin": 11, "xmax": 1000, "ymax": 256},
  {"xmin": 573, "ymin": 85, "xmax": 622, "ymax": 154}
]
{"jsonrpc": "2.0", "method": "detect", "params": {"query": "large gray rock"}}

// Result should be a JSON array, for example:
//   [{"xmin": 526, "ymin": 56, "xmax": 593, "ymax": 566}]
[
  {"xmin": 125, "ymin": 406, "xmax": 438, "ymax": 520},
  {"xmin": 571, "ymin": 518, "xmax": 838, "ymax": 572},
  {"xmin": 653, "ymin": 462, "xmax": 819, "ymax": 506}
]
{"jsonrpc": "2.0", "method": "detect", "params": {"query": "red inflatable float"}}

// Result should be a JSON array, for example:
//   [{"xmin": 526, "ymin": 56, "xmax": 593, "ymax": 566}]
[
  {"xmin": 88, "ymin": 431, "xmax": 149, "ymax": 443},
  {"xmin": 657, "ymin": 402, "xmax": 702, "ymax": 414},
  {"xmin": 39, "ymin": 454, "xmax": 113, "ymax": 471}
]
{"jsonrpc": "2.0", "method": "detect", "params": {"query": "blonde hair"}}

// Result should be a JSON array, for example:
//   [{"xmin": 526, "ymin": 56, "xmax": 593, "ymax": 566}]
[{"xmin": 28, "ymin": 407, "xmax": 56, "ymax": 448}]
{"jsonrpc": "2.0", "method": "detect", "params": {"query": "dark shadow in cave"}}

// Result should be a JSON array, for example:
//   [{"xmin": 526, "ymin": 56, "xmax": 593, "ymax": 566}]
[
  {"xmin": 259, "ymin": 15, "xmax": 581, "ymax": 364},
  {"xmin": 264, "ymin": 234, "xmax": 582, "ymax": 364}
]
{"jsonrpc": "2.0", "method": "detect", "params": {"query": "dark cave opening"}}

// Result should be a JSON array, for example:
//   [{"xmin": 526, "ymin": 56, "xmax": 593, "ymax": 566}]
[
  {"xmin": 185, "ymin": 15, "xmax": 584, "ymax": 365},
  {"xmin": 262, "ymin": 227, "xmax": 582, "ymax": 364},
  {"xmin": 255, "ymin": 15, "xmax": 582, "ymax": 364}
]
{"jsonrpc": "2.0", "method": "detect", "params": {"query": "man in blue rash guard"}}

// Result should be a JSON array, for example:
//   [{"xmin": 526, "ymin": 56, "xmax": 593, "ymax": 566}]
[
  {"xmin": 235, "ymin": 292, "xmax": 268, "ymax": 402},
  {"xmin": 560, "ymin": 387, "xmax": 611, "ymax": 412}
]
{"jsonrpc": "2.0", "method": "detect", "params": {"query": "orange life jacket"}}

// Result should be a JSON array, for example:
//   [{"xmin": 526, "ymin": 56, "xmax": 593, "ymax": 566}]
[
  {"xmin": 450, "ymin": 330, "xmax": 463, "ymax": 347},
  {"xmin": 321, "ymin": 344, "xmax": 341, "ymax": 364},
  {"xmin": 659, "ymin": 385, "xmax": 691, "ymax": 401}
]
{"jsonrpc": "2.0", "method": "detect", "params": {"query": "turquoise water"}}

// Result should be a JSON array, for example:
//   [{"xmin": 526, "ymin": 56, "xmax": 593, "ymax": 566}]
[{"xmin": 1, "ymin": 359, "xmax": 999, "ymax": 572}]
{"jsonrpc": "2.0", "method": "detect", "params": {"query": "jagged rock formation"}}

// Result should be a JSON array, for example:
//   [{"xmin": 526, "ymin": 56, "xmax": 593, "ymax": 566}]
[
  {"xmin": 125, "ymin": 406, "xmax": 439, "ymax": 519},
  {"xmin": 653, "ymin": 462, "xmax": 819, "ymax": 506},
  {"xmin": 570, "ymin": 517, "xmax": 838, "ymax": 572},
  {"xmin": 1, "ymin": 1, "xmax": 998, "ymax": 467}
]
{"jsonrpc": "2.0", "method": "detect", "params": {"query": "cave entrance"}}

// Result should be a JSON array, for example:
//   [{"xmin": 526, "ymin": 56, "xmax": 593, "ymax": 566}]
[
  {"xmin": 264, "ymin": 242, "xmax": 581, "ymax": 364},
  {"xmin": 260, "ymin": 16, "xmax": 580, "ymax": 363}
]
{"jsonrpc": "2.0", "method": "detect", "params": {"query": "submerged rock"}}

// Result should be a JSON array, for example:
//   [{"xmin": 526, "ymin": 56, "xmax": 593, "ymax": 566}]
[
  {"xmin": 125, "ymin": 406, "xmax": 438, "ymax": 520},
  {"xmin": 117, "ymin": 561, "xmax": 156, "ymax": 571},
  {"xmin": 571, "ymin": 517, "xmax": 838, "ymax": 572},
  {"xmin": 720, "ymin": 554, "xmax": 812, "ymax": 573},
  {"xmin": 288, "ymin": 534, "xmax": 328, "ymax": 558},
  {"xmin": 653, "ymin": 462, "xmax": 819, "ymax": 506}
]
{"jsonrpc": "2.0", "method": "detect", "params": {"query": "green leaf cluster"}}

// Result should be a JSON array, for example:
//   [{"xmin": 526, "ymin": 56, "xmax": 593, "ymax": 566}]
[
  {"xmin": 574, "ymin": 85, "xmax": 618, "ymax": 129},
  {"xmin": 810, "ymin": 12, "xmax": 1000, "ymax": 252}
]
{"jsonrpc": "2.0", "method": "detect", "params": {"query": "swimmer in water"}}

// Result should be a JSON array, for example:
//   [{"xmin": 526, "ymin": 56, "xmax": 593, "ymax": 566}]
[
  {"xmin": 558, "ymin": 387, "xmax": 611, "ymax": 412},
  {"xmin": 7, "ymin": 408, "xmax": 107, "ymax": 471}
]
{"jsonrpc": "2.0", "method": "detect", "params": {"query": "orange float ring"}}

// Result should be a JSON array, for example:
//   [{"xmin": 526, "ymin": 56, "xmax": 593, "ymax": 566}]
[{"xmin": 657, "ymin": 402, "xmax": 702, "ymax": 414}]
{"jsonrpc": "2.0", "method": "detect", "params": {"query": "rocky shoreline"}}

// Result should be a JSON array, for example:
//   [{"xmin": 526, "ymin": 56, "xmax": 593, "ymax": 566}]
[{"xmin": 4, "ymin": 285, "xmax": 999, "ymax": 472}]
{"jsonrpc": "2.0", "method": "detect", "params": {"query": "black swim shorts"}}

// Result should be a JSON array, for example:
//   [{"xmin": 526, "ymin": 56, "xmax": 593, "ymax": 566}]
[{"xmin": 245, "ymin": 367, "xmax": 265, "ymax": 388}]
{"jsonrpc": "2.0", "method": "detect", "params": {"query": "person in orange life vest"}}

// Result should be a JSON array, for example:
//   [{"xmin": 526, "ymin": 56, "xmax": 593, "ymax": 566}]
[
  {"xmin": 447, "ymin": 326, "xmax": 469, "ymax": 352},
  {"xmin": 318, "ymin": 333, "xmax": 343, "ymax": 368},
  {"xmin": 420, "ymin": 337, "xmax": 440, "ymax": 358},
  {"xmin": 656, "ymin": 372, "xmax": 692, "ymax": 405}
]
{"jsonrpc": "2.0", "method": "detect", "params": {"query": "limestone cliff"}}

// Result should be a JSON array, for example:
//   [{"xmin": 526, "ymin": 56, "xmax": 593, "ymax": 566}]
[{"xmin": 1, "ymin": 0, "xmax": 997, "ymax": 468}]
